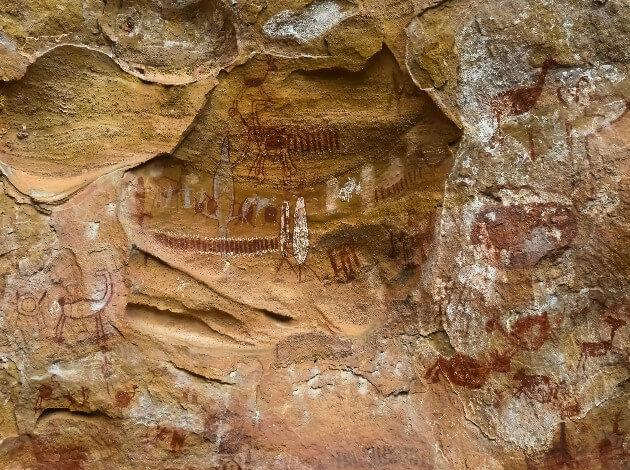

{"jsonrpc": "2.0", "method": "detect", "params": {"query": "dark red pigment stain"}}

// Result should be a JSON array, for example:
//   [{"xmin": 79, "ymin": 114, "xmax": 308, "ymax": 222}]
[{"xmin": 471, "ymin": 203, "xmax": 577, "ymax": 268}]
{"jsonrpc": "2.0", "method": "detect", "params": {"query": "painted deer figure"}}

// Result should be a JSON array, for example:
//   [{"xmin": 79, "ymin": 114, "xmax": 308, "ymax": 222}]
[{"xmin": 49, "ymin": 249, "xmax": 113, "ymax": 343}]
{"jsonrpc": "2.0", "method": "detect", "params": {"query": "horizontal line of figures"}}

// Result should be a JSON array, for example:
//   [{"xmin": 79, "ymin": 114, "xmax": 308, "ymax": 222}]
[
  {"xmin": 248, "ymin": 125, "xmax": 341, "ymax": 154},
  {"xmin": 325, "ymin": 162, "xmax": 424, "ymax": 212},
  {"xmin": 153, "ymin": 232, "xmax": 280, "ymax": 255},
  {"xmin": 137, "ymin": 158, "xmax": 426, "ymax": 227},
  {"xmin": 139, "ymin": 182, "xmax": 279, "ymax": 225}
]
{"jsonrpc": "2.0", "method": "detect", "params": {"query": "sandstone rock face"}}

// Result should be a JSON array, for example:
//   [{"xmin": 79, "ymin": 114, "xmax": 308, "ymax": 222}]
[{"xmin": 0, "ymin": 0, "xmax": 628, "ymax": 469}]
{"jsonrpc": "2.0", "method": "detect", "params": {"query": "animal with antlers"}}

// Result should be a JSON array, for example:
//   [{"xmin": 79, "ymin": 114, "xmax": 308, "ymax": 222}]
[{"xmin": 48, "ymin": 249, "xmax": 113, "ymax": 343}]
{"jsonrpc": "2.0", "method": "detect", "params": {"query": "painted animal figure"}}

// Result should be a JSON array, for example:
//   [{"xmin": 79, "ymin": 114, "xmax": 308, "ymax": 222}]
[
  {"xmin": 35, "ymin": 376, "xmax": 59, "ymax": 410},
  {"xmin": 578, "ymin": 339, "xmax": 614, "ymax": 370},
  {"xmin": 426, "ymin": 350, "xmax": 512, "ymax": 390},
  {"xmin": 491, "ymin": 58, "xmax": 556, "ymax": 122},
  {"xmin": 425, "ymin": 353, "xmax": 488, "ymax": 389},
  {"xmin": 49, "ymin": 249, "xmax": 113, "ymax": 343},
  {"xmin": 604, "ymin": 315, "xmax": 626, "ymax": 341},
  {"xmin": 513, "ymin": 369, "xmax": 558, "ymax": 404},
  {"xmin": 154, "ymin": 426, "xmax": 185, "ymax": 452},
  {"xmin": 577, "ymin": 313, "xmax": 626, "ymax": 370},
  {"xmin": 486, "ymin": 312, "xmax": 552, "ymax": 351}
]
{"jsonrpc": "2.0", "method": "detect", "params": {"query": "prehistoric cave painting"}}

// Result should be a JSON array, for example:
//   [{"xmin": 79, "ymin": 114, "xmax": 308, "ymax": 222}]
[
  {"xmin": 11, "ymin": 248, "xmax": 115, "ymax": 344},
  {"xmin": 34, "ymin": 376, "xmax": 90, "ymax": 412},
  {"xmin": 16, "ymin": 291, "xmax": 48, "ymax": 331},
  {"xmin": 238, "ymin": 195, "xmax": 277, "ymax": 226},
  {"xmin": 491, "ymin": 58, "xmax": 556, "ymax": 124},
  {"xmin": 49, "ymin": 250, "xmax": 113, "ymax": 343},
  {"xmin": 154, "ymin": 426, "xmax": 186, "ymax": 453},
  {"xmin": 598, "ymin": 411, "xmax": 629, "ymax": 466},
  {"xmin": 387, "ymin": 228, "xmax": 428, "ymax": 266},
  {"xmin": 234, "ymin": 57, "xmax": 278, "ymax": 111},
  {"xmin": 114, "ymin": 386, "xmax": 137, "ymax": 409},
  {"xmin": 577, "ymin": 332, "xmax": 620, "ymax": 371},
  {"xmin": 132, "ymin": 155, "xmax": 303, "ymax": 262},
  {"xmin": 489, "ymin": 58, "xmax": 558, "ymax": 152},
  {"xmin": 328, "ymin": 244, "xmax": 362, "ymax": 282},
  {"xmin": 533, "ymin": 421, "xmax": 574, "ymax": 470},
  {"xmin": 489, "ymin": 61, "xmax": 629, "ymax": 167},
  {"xmin": 374, "ymin": 167, "xmax": 423, "ymax": 203},
  {"xmin": 425, "ymin": 350, "xmax": 512, "ymax": 390},
  {"xmin": 46, "ymin": 249, "xmax": 113, "ymax": 343},
  {"xmin": 164, "ymin": 461, "xmax": 241, "ymax": 470},
  {"xmin": 209, "ymin": 136, "xmax": 238, "ymax": 239},
  {"xmin": 35, "ymin": 376, "xmax": 60, "ymax": 411},
  {"xmin": 152, "ymin": 232, "xmax": 280, "ymax": 255},
  {"xmin": 486, "ymin": 312, "xmax": 553, "ymax": 351},
  {"xmin": 512, "ymin": 369, "xmax": 559, "ymax": 405},
  {"xmin": 276, "ymin": 201, "xmax": 292, "ymax": 271},
  {"xmin": 571, "ymin": 305, "xmax": 628, "ymax": 371},
  {"xmin": 557, "ymin": 75, "xmax": 592, "ymax": 147},
  {"xmin": 290, "ymin": 197, "xmax": 319, "ymax": 281},
  {"xmin": 172, "ymin": 48, "xmax": 459, "ymax": 188},
  {"xmin": 228, "ymin": 98, "xmax": 340, "ymax": 185},
  {"xmin": 471, "ymin": 203, "xmax": 577, "ymax": 269},
  {"xmin": 120, "ymin": 47, "xmax": 460, "ymax": 339},
  {"xmin": 132, "ymin": 177, "xmax": 153, "ymax": 226}
]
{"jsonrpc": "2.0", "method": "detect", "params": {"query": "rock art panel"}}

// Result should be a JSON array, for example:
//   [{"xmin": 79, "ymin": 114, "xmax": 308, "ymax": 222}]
[
  {"xmin": 0, "ymin": 1, "xmax": 629, "ymax": 469},
  {"xmin": 119, "ymin": 47, "xmax": 459, "ymax": 345}
]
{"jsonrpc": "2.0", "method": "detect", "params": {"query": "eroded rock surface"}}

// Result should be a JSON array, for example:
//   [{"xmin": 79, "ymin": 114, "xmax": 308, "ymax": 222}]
[{"xmin": 0, "ymin": 0, "xmax": 628, "ymax": 469}]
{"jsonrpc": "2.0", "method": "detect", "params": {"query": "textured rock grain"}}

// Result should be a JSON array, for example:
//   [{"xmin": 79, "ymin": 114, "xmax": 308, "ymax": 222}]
[{"xmin": 0, "ymin": 0, "xmax": 628, "ymax": 469}]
